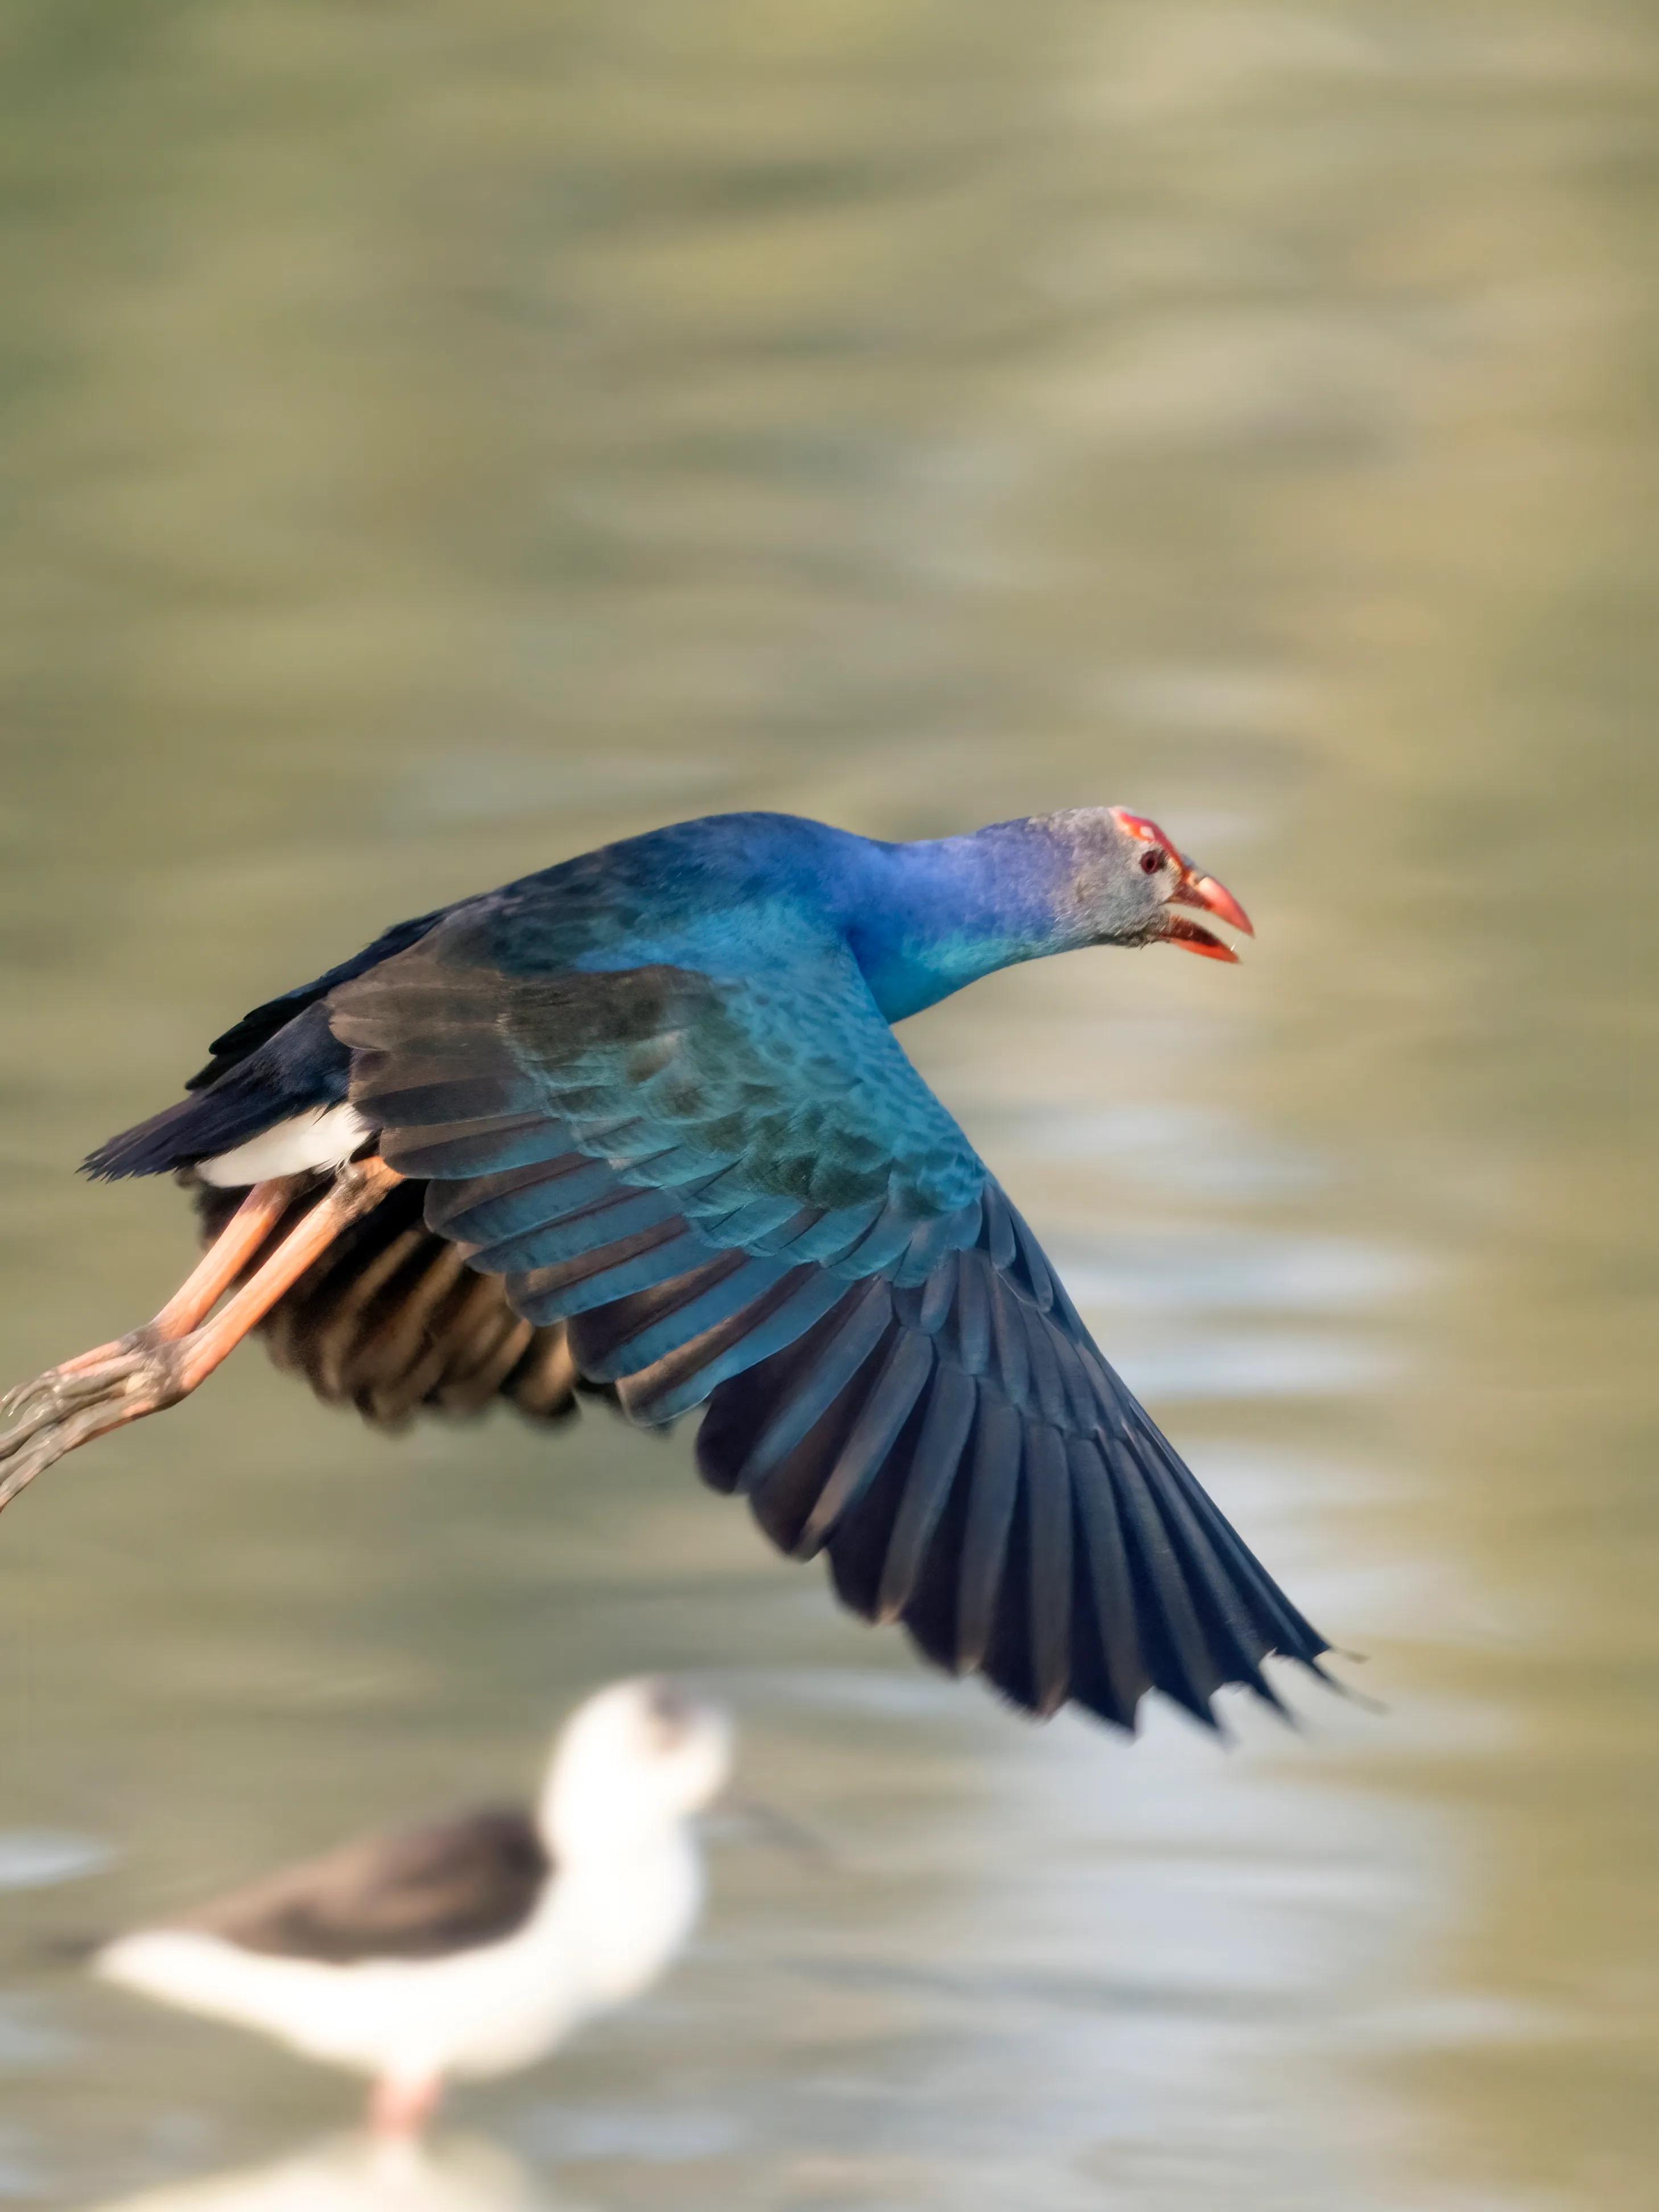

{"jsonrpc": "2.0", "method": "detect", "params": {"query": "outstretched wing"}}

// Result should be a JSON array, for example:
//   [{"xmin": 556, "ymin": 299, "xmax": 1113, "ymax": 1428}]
[
  {"xmin": 181, "ymin": 1807, "xmax": 551, "ymax": 1964},
  {"xmin": 694, "ymin": 1198, "xmax": 1330, "ymax": 1726},
  {"xmin": 331, "ymin": 917, "xmax": 1328, "ymax": 1728}
]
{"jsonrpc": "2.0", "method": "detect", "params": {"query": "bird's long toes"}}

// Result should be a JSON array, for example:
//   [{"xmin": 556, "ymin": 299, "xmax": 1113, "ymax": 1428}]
[
  {"xmin": 0, "ymin": 1372, "xmax": 51, "ymax": 1425},
  {"xmin": 0, "ymin": 1350, "xmax": 158, "ymax": 1508},
  {"xmin": 0, "ymin": 1374, "xmax": 86, "ymax": 1442},
  {"xmin": 0, "ymin": 1430, "xmax": 56, "ymax": 1509},
  {"xmin": 0, "ymin": 1402, "xmax": 105, "ymax": 1511},
  {"xmin": 0, "ymin": 1375, "xmax": 151, "ymax": 1510},
  {"xmin": 0, "ymin": 1356, "xmax": 134, "ymax": 1435}
]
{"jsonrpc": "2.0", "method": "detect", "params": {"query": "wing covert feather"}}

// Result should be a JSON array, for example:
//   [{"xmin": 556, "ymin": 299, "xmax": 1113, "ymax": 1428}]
[{"xmin": 332, "ymin": 922, "xmax": 985, "ymax": 1254}]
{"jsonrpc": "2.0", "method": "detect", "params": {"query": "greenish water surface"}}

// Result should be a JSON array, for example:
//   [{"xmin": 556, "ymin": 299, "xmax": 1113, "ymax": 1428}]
[{"xmin": 0, "ymin": 4, "xmax": 1652, "ymax": 2207}]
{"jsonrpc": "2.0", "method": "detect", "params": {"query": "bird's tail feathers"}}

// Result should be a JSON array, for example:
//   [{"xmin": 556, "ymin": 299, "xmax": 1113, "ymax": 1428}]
[
  {"xmin": 84, "ymin": 1002, "xmax": 352, "ymax": 1180},
  {"xmin": 82, "ymin": 1080, "xmax": 283, "ymax": 1180}
]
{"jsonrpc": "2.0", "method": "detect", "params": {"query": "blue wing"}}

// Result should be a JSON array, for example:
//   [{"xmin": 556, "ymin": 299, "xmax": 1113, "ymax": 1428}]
[
  {"xmin": 331, "ymin": 914, "xmax": 989, "ymax": 1405},
  {"xmin": 330, "ymin": 913, "xmax": 1328, "ymax": 1728}
]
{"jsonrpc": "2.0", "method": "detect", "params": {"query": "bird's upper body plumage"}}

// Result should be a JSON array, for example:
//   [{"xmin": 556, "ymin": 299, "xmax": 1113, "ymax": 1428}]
[
  {"xmin": 96, "ymin": 1679, "xmax": 733, "ymax": 2097},
  {"xmin": 84, "ymin": 808, "xmax": 1328, "ymax": 1732},
  {"xmin": 95, "ymin": 809, "xmax": 1227, "ymax": 1170}
]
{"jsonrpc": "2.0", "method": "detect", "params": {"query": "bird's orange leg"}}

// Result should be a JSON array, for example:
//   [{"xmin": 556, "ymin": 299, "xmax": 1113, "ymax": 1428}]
[
  {"xmin": 46, "ymin": 1174, "xmax": 305, "ymax": 1381},
  {"xmin": 0, "ymin": 1159, "xmax": 405, "ymax": 1514}
]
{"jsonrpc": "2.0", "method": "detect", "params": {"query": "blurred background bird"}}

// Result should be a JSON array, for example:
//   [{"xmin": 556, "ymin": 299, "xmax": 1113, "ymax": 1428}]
[{"xmin": 95, "ymin": 1680, "xmax": 734, "ymax": 2141}]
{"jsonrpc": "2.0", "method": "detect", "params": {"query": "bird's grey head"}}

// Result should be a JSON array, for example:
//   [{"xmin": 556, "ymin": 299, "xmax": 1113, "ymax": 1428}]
[{"xmin": 1035, "ymin": 806, "xmax": 1254, "ymax": 961}]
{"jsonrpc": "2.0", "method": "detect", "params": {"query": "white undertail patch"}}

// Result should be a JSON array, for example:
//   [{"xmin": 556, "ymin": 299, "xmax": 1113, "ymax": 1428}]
[{"xmin": 198, "ymin": 1105, "xmax": 373, "ymax": 1188}]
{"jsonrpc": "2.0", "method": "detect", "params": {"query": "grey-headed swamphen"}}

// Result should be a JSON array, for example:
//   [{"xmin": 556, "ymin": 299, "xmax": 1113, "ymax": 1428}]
[{"xmin": 0, "ymin": 807, "xmax": 1331, "ymax": 1729}]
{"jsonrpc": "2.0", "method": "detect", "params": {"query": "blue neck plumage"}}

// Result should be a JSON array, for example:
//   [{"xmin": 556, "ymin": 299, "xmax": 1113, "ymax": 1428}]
[{"xmin": 841, "ymin": 824, "xmax": 1079, "ymax": 1023}]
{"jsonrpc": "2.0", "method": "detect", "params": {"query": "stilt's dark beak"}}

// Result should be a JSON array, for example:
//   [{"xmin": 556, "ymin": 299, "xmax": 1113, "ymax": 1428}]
[{"xmin": 714, "ymin": 1792, "xmax": 836, "ymax": 1864}]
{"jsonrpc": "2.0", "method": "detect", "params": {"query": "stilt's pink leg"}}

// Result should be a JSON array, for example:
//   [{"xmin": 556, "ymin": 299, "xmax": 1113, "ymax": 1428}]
[{"xmin": 369, "ymin": 2073, "xmax": 444, "ymax": 2139}]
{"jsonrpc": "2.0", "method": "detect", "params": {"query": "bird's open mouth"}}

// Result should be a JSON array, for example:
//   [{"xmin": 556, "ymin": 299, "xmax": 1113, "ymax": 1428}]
[
  {"xmin": 1108, "ymin": 808, "xmax": 1254, "ymax": 963},
  {"xmin": 1163, "ymin": 869, "xmax": 1254, "ymax": 963}
]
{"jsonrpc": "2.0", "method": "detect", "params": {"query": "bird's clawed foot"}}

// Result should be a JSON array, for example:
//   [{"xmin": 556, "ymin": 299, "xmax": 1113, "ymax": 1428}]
[
  {"xmin": 0, "ymin": 1331, "xmax": 192, "ymax": 1512},
  {"xmin": 0, "ymin": 1159, "xmax": 405, "ymax": 1520}
]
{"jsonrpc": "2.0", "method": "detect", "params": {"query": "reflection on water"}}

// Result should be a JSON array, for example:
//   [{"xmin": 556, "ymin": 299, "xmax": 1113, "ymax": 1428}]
[
  {"xmin": 85, "ymin": 2135, "xmax": 586, "ymax": 2212},
  {"xmin": 1, "ymin": 0, "xmax": 1652, "ymax": 2208}
]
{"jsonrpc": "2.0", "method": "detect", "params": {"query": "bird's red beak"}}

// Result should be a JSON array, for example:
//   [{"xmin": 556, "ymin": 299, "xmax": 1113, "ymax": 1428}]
[
  {"xmin": 1111, "ymin": 809, "xmax": 1255, "ymax": 963},
  {"xmin": 1167, "ymin": 866, "xmax": 1254, "ymax": 961}
]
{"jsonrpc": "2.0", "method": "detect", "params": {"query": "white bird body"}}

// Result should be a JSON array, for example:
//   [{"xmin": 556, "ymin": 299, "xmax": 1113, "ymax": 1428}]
[
  {"xmin": 97, "ymin": 1833, "xmax": 701, "ymax": 2084},
  {"xmin": 96, "ymin": 1680, "xmax": 731, "ymax": 2135}
]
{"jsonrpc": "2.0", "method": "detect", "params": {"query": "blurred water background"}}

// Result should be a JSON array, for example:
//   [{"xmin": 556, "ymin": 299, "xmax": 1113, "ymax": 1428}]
[{"xmin": 0, "ymin": 2, "xmax": 1652, "ymax": 2207}]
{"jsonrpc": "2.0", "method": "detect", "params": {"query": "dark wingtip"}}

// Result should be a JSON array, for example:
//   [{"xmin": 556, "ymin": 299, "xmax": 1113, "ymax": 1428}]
[{"xmin": 1297, "ymin": 1653, "xmax": 1387, "ymax": 1717}]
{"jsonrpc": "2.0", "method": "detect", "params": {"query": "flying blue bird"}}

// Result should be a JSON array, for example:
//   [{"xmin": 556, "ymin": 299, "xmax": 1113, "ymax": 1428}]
[{"xmin": 0, "ymin": 807, "xmax": 1330, "ymax": 1728}]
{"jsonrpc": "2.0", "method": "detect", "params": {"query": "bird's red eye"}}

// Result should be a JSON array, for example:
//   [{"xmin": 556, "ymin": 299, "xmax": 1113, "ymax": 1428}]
[{"xmin": 1139, "ymin": 848, "xmax": 1165, "ymax": 875}]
